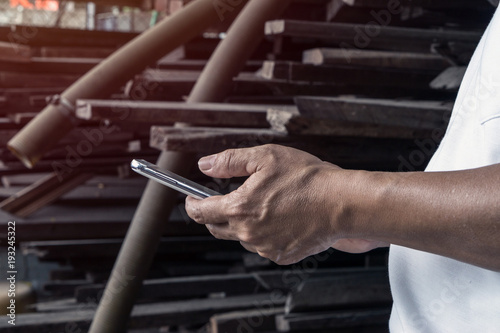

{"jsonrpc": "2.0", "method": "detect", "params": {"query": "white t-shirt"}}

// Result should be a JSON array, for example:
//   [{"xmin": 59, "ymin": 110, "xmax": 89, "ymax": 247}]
[{"xmin": 389, "ymin": 7, "xmax": 500, "ymax": 333}]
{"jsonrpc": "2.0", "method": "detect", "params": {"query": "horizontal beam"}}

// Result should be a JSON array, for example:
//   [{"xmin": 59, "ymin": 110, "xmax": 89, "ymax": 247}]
[
  {"xmin": 0, "ymin": 293, "xmax": 284, "ymax": 333},
  {"xmin": 0, "ymin": 25, "xmax": 137, "ymax": 48},
  {"xmin": 259, "ymin": 60, "xmax": 437, "ymax": 89},
  {"xmin": 276, "ymin": 308, "xmax": 391, "ymax": 331},
  {"xmin": 294, "ymin": 96, "xmax": 452, "ymax": 129},
  {"xmin": 76, "ymin": 100, "xmax": 274, "ymax": 128},
  {"xmin": 22, "ymin": 237, "xmax": 244, "ymax": 260},
  {"xmin": 302, "ymin": 48, "xmax": 451, "ymax": 70},
  {"xmin": 150, "ymin": 126, "xmax": 287, "ymax": 153},
  {"xmin": 0, "ymin": 203, "xmax": 207, "ymax": 242},
  {"xmin": 265, "ymin": 19, "xmax": 482, "ymax": 52}
]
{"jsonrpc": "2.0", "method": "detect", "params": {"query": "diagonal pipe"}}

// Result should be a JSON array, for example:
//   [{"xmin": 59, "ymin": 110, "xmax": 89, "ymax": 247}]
[
  {"xmin": 7, "ymin": 0, "xmax": 242, "ymax": 169},
  {"xmin": 88, "ymin": 1, "xmax": 291, "ymax": 332}
]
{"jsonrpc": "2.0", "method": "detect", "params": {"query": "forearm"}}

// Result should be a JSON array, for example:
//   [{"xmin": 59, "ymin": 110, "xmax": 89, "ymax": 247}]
[{"xmin": 335, "ymin": 164, "xmax": 500, "ymax": 271}]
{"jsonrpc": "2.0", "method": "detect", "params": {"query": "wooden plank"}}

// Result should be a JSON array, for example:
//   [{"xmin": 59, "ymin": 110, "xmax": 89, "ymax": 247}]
[
  {"xmin": 285, "ymin": 271, "xmax": 392, "ymax": 313},
  {"xmin": 43, "ymin": 280, "xmax": 92, "ymax": 297},
  {"xmin": 0, "ymin": 41, "xmax": 31, "ymax": 62},
  {"xmin": 265, "ymin": 20, "xmax": 482, "ymax": 53},
  {"xmin": 150, "ymin": 126, "xmax": 288, "ymax": 153},
  {"xmin": 78, "ymin": 274, "xmax": 259, "ymax": 303},
  {"xmin": 0, "ymin": 129, "xmax": 21, "ymax": 146},
  {"xmin": 267, "ymin": 106, "xmax": 434, "ymax": 139},
  {"xmin": 276, "ymin": 308, "xmax": 391, "ymax": 332},
  {"xmin": 149, "ymin": 126, "xmax": 434, "ymax": 171},
  {"xmin": 0, "ymin": 293, "xmax": 285, "ymax": 333},
  {"xmin": 430, "ymin": 66, "xmax": 467, "ymax": 91},
  {"xmin": 0, "ymin": 154, "xmax": 159, "ymax": 176},
  {"xmin": 75, "ymin": 100, "xmax": 273, "ymax": 128},
  {"xmin": 0, "ymin": 71, "xmax": 79, "ymax": 88},
  {"xmin": 294, "ymin": 96, "xmax": 452, "ymax": 129},
  {"xmin": 0, "ymin": 25, "xmax": 137, "ymax": 48},
  {"xmin": 0, "ymin": 87, "xmax": 64, "ymax": 115},
  {"xmin": 0, "ymin": 117, "xmax": 19, "ymax": 130},
  {"xmin": 0, "ymin": 57, "xmax": 101, "ymax": 75},
  {"xmin": 1, "ymin": 174, "xmax": 145, "ymax": 187},
  {"xmin": 259, "ymin": 60, "xmax": 436, "ymax": 89},
  {"xmin": 7, "ymin": 112, "xmax": 37, "ymax": 125},
  {"xmin": 157, "ymin": 58, "xmax": 264, "ymax": 72},
  {"xmin": 326, "ymin": 0, "xmax": 495, "ymax": 27},
  {"xmin": 0, "ymin": 203, "xmax": 208, "ymax": 242},
  {"xmin": 76, "ymin": 267, "xmax": 386, "ymax": 303},
  {"xmin": 133, "ymin": 68, "xmax": 451, "ymax": 100},
  {"xmin": 21, "ymin": 237, "xmax": 244, "ymax": 260},
  {"xmin": 1, "ymin": 87, "xmax": 63, "ymax": 104},
  {"xmin": 0, "ymin": 142, "xmax": 155, "ymax": 166},
  {"xmin": 39, "ymin": 46, "xmax": 115, "ymax": 58},
  {"xmin": 210, "ymin": 307, "xmax": 285, "ymax": 333},
  {"xmin": 302, "ymin": 48, "xmax": 451, "ymax": 70},
  {"xmin": 0, "ymin": 184, "xmax": 145, "ymax": 201}
]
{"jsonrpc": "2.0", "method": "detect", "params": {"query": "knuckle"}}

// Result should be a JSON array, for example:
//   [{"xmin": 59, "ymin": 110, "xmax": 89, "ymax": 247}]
[
  {"xmin": 185, "ymin": 200, "xmax": 205, "ymax": 224},
  {"xmin": 220, "ymin": 148, "xmax": 236, "ymax": 171},
  {"xmin": 238, "ymin": 229, "xmax": 256, "ymax": 244},
  {"xmin": 227, "ymin": 200, "xmax": 246, "ymax": 219},
  {"xmin": 262, "ymin": 144, "xmax": 281, "ymax": 165}
]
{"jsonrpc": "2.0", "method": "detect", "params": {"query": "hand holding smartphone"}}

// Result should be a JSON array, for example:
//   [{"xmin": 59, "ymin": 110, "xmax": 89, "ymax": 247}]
[{"xmin": 131, "ymin": 159, "xmax": 221, "ymax": 200}]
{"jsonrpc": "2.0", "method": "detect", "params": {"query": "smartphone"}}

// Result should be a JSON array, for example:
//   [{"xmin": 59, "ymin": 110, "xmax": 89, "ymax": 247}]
[{"xmin": 131, "ymin": 159, "xmax": 221, "ymax": 200}]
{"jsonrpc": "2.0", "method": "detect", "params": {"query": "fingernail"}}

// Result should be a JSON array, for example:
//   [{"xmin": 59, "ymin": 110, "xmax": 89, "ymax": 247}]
[{"xmin": 198, "ymin": 154, "xmax": 216, "ymax": 171}]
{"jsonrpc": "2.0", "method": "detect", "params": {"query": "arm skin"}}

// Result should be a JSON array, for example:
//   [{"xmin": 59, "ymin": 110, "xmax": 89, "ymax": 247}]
[{"xmin": 185, "ymin": 144, "xmax": 500, "ymax": 271}]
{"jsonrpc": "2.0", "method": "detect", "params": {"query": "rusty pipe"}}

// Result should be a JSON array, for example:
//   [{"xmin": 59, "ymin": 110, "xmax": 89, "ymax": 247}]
[
  {"xmin": 7, "ymin": 0, "xmax": 239, "ymax": 168},
  {"xmin": 88, "ymin": 1, "xmax": 291, "ymax": 332}
]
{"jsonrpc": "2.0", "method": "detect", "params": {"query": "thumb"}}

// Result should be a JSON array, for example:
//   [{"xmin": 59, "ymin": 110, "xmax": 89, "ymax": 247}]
[{"xmin": 197, "ymin": 147, "xmax": 262, "ymax": 178}]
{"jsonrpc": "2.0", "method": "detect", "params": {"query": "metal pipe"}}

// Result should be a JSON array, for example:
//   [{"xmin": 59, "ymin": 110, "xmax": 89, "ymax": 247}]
[
  {"xmin": 88, "ymin": 1, "xmax": 291, "ymax": 332},
  {"xmin": 7, "ymin": 0, "xmax": 237, "ymax": 168}
]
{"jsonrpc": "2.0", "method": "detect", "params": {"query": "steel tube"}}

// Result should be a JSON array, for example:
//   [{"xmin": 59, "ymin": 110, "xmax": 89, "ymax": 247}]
[
  {"xmin": 7, "ymin": 0, "xmax": 235, "ymax": 168},
  {"xmin": 88, "ymin": 1, "xmax": 291, "ymax": 332}
]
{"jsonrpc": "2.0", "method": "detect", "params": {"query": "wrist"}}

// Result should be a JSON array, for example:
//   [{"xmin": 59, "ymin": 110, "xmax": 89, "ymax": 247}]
[{"xmin": 324, "ymin": 167, "xmax": 389, "ymax": 241}]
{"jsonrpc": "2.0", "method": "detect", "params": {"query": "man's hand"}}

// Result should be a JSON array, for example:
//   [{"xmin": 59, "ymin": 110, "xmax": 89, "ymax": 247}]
[
  {"xmin": 185, "ymin": 144, "xmax": 384, "ymax": 265},
  {"xmin": 186, "ymin": 144, "xmax": 500, "ymax": 270}
]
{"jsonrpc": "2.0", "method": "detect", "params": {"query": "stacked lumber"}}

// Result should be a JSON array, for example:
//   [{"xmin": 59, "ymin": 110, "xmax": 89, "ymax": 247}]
[{"xmin": 0, "ymin": 0, "xmax": 496, "ymax": 332}]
